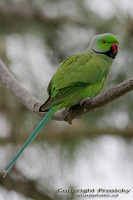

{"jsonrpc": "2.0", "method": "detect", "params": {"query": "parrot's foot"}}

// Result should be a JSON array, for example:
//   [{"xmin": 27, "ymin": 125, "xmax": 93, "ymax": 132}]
[
  {"xmin": 79, "ymin": 97, "xmax": 91, "ymax": 106},
  {"xmin": 79, "ymin": 97, "xmax": 92, "ymax": 113},
  {"xmin": 65, "ymin": 108, "xmax": 70, "ymax": 112},
  {"xmin": 63, "ymin": 108, "xmax": 73, "ymax": 124}
]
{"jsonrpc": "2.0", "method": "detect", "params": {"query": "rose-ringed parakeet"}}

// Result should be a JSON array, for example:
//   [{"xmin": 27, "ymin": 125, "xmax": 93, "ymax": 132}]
[{"xmin": 3, "ymin": 33, "xmax": 119, "ymax": 177}]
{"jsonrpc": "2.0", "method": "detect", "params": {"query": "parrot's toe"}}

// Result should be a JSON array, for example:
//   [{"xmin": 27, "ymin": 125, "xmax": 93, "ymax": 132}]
[{"xmin": 79, "ymin": 97, "xmax": 91, "ymax": 106}]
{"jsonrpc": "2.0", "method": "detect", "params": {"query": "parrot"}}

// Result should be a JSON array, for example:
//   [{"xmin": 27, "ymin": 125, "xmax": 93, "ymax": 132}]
[{"xmin": 3, "ymin": 33, "xmax": 119, "ymax": 177}]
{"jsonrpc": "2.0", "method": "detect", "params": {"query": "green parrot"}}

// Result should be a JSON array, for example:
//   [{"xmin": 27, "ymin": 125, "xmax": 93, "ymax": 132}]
[{"xmin": 3, "ymin": 33, "xmax": 119, "ymax": 177}]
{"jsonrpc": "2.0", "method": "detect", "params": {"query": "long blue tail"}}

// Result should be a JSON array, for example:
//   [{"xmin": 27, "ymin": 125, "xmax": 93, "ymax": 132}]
[{"xmin": 3, "ymin": 106, "xmax": 58, "ymax": 177}]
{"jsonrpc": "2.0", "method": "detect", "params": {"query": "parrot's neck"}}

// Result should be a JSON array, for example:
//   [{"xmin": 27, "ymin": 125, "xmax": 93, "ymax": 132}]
[
  {"xmin": 84, "ymin": 46, "xmax": 113, "ymax": 75},
  {"xmin": 87, "ymin": 45, "xmax": 117, "ymax": 60},
  {"xmin": 86, "ymin": 46, "xmax": 114, "ymax": 62}
]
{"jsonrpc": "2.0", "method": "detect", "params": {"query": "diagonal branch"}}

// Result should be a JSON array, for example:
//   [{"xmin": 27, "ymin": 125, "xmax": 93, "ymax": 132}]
[{"xmin": 0, "ymin": 59, "xmax": 133, "ymax": 123}]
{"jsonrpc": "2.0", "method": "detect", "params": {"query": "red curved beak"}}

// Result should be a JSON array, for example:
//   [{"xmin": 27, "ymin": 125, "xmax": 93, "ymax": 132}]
[{"xmin": 111, "ymin": 43, "xmax": 118, "ymax": 54}]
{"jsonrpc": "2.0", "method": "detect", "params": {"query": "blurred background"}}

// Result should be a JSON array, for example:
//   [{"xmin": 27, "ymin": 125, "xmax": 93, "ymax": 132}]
[{"xmin": 0, "ymin": 0, "xmax": 133, "ymax": 199}]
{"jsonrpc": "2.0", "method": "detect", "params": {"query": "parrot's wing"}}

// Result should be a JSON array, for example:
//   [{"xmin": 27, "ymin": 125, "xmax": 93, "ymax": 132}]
[
  {"xmin": 52, "ymin": 52, "xmax": 107, "ymax": 89},
  {"xmin": 40, "ymin": 82, "xmax": 89, "ymax": 111}
]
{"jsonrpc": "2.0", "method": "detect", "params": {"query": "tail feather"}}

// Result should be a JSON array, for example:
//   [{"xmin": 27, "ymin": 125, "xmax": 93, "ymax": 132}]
[{"xmin": 3, "ymin": 105, "xmax": 59, "ymax": 177}]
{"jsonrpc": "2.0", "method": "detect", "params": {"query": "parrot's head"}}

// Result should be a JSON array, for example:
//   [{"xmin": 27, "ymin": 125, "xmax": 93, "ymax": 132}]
[{"xmin": 91, "ymin": 33, "xmax": 119, "ymax": 59}]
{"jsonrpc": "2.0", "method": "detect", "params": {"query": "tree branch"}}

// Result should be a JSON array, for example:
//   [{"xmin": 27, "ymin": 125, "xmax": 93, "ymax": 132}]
[
  {"xmin": 0, "ymin": 4, "xmax": 89, "ymax": 27},
  {"xmin": 0, "ymin": 59, "xmax": 133, "ymax": 124},
  {"xmin": 0, "ymin": 173, "xmax": 52, "ymax": 200}
]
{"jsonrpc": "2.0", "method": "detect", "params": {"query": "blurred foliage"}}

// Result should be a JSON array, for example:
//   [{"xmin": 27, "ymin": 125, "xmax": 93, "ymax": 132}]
[{"xmin": 0, "ymin": 0, "xmax": 133, "ymax": 200}]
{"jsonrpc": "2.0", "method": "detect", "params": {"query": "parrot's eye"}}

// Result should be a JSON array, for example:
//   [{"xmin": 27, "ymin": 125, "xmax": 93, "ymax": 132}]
[{"xmin": 102, "ymin": 40, "xmax": 107, "ymax": 44}]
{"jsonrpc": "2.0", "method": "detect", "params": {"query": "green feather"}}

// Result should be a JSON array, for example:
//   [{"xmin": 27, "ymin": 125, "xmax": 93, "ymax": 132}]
[{"xmin": 3, "ymin": 105, "xmax": 61, "ymax": 177}]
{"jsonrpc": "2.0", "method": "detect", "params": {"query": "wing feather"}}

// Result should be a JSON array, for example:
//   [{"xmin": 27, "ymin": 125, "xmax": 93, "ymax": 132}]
[{"xmin": 40, "ymin": 82, "xmax": 88, "ymax": 111}]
